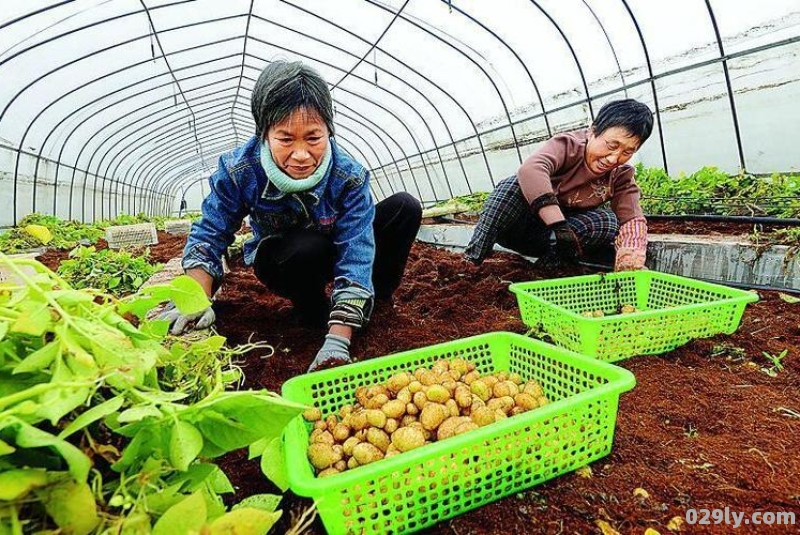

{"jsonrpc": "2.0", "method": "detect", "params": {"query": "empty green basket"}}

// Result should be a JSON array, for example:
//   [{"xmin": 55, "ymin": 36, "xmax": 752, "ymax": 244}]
[
  {"xmin": 509, "ymin": 271, "xmax": 758, "ymax": 362},
  {"xmin": 282, "ymin": 332, "xmax": 635, "ymax": 535}
]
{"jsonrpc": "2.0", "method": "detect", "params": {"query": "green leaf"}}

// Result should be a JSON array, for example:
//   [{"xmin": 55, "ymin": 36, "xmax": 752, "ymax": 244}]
[
  {"xmin": 11, "ymin": 300, "xmax": 51, "ymax": 336},
  {"xmin": 14, "ymin": 423, "xmax": 92, "ymax": 482},
  {"xmin": 24, "ymin": 224, "xmax": 53, "ymax": 244},
  {"xmin": 152, "ymin": 492, "xmax": 208, "ymax": 535},
  {"xmin": 0, "ymin": 438, "xmax": 15, "ymax": 456},
  {"xmin": 0, "ymin": 469, "xmax": 47, "ymax": 500},
  {"xmin": 38, "ymin": 358, "xmax": 93, "ymax": 425},
  {"xmin": 259, "ymin": 437, "xmax": 290, "ymax": 492},
  {"xmin": 127, "ymin": 276, "xmax": 210, "ymax": 318},
  {"xmin": 0, "ymin": 322, "xmax": 8, "ymax": 342},
  {"xmin": 779, "ymin": 292, "xmax": 800, "ymax": 304},
  {"xmin": 170, "ymin": 420, "xmax": 204, "ymax": 471},
  {"xmin": 35, "ymin": 476, "xmax": 99, "ymax": 535},
  {"xmin": 107, "ymin": 276, "xmax": 121, "ymax": 289},
  {"xmin": 232, "ymin": 494, "xmax": 282, "ymax": 513},
  {"xmin": 13, "ymin": 341, "xmax": 60, "ymax": 375},
  {"xmin": 117, "ymin": 404, "xmax": 163, "ymax": 423},
  {"xmin": 58, "ymin": 395, "xmax": 125, "ymax": 439},
  {"xmin": 207, "ymin": 507, "xmax": 282, "ymax": 535}
]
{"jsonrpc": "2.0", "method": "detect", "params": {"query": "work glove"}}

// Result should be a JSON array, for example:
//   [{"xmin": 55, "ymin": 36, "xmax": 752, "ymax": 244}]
[
  {"xmin": 615, "ymin": 247, "xmax": 647, "ymax": 271},
  {"xmin": 156, "ymin": 302, "xmax": 216, "ymax": 335},
  {"xmin": 307, "ymin": 334, "xmax": 351, "ymax": 373},
  {"xmin": 534, "ymin": 220, "xmax": 582, "ymax": 269}
]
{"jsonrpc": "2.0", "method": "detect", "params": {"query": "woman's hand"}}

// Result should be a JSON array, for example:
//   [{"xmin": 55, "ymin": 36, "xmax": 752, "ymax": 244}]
[{"xmin": 308, "ymin": 333, "xmax": 351, "ymax": 372}]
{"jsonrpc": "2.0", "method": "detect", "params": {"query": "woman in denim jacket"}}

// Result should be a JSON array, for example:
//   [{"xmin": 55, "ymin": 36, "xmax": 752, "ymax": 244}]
[{"xmin": 163, "ymin": 60, "xmax": 421, "ymax": 371}]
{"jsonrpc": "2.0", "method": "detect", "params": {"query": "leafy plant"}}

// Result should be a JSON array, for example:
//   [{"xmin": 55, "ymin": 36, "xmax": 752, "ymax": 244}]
[
  {"xmin": 761, "ymin": 349, "xmax": 788, "ymax": 377},
  {"xmin": 0, "ymin": 255, "xmax": 306, "ymax": 534},
  {"xmin": 57, "ymin": 246, "xmax": 161, "ymax": 297}
]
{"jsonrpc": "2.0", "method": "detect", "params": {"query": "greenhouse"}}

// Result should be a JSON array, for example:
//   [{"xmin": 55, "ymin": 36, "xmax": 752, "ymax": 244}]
[{"xmin": 1, "ymin": 1, "xmax": 799, "ymax": 533}]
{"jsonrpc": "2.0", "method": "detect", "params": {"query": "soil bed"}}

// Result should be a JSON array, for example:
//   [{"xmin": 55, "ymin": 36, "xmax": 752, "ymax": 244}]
[{"xmin": 34, "ymin": 229, "xmax": 800, "ymax": 534}]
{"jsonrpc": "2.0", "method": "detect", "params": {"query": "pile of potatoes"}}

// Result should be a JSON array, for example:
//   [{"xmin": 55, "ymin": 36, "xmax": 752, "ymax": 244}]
[
  {"xmin": 580, "ymin": 303, "xmax": 640, "ymax": 318},
  {"xmin": 303, "ymin": 358, "xmax": 549, "ymax": 477}
]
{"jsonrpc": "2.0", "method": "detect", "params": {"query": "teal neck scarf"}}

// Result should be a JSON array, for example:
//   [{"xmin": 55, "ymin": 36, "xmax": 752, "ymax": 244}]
[{"xmin": 260, "ymin": 141, "xmax": 332, "ymax": 194}]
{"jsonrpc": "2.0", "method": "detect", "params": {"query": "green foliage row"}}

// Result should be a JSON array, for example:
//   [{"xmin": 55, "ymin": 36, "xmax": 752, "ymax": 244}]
[
  {"xmin": 0, "ymin": 257, "xmax": 305, "ymax": 534},
  {"xmin": 432, "ymin": 167, "xmax": 800, "ymax": 219},
  {"xmin": 56, "ymin": 246, "xmax": 162, "ymax": 297},
  {"xmin": 0, "ymin": 212, "xmax": 201, "ymax": 255},
  {"xmin": 635, "ymin": 164, "xmax": 800, "ymax": 218}
]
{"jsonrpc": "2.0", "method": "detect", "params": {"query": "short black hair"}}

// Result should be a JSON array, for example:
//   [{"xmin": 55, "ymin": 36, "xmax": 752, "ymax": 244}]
[
  {"xmin": 592, "ymin": 99, "xmax": 654, "ymax": 144},
  {"xmin": 251, "ymin": 60, "xmax": 335, "ymax": 137}
]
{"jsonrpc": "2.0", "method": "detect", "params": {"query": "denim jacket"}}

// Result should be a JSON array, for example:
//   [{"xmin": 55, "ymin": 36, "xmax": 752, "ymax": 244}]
[{"xmin": 182, "ymin": 136, "xmax": 376, "ymax": 301}]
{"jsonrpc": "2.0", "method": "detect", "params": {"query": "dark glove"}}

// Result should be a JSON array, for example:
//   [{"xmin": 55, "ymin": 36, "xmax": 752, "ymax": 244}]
[
  {"xmin": 308, "ymin": 334, "xmax": 351, "ymax": 373},
  {"xmin": 534, "ymin": 221, "xmax": 582, "ymax": 268}
]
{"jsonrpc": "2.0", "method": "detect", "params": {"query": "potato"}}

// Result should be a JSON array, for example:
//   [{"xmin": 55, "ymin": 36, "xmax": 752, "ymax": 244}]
[
  {"xmin": 450, "ymin": 358, "xmax": 469, "ymax": 375},
  {"xmin": 471, "ymin": 406, "xmax": 496, "ymax": 427},
  {"xmin": 366, "ymin": 409, "xmax": 387, "ymax": 429},
  {"xmin": 331, "ymin": 445, "xmax": 344, "ymax": 463},
  {"xmin": 400, "ymin": 415, "xmax": 418, "ymax": 427},
  {"xmin": 325, "ymin": 415, "xmax": 339, "ymax": 433},
  {"xmin": 367, "ymin": 427, "xmax": 391, "ymax": 452},
  {"xmin": 537, "ymin": 396, "xmax": 549, "ymax": 407},
  {"xmin": 354, "ymin": 429, "xmax": 367, "ymax": 441},
  {"xmin": 508, "ymin": 372, "xmax": 523, "ymax": 385},
  {"xmin": 396, "ymin": 388, "xmax": 412, "ymax": 404},
  {"xmin": 318, "ymin": 467, "xmax": 340, "ymax": 478},
  {"xmin": 454, "ymin": 421, "xmax": 479, "ymax": 435},
  {"xmin": 445, "ymin": 398, "xmax": 460, "ymax": 417},
  {"xmin": 592, "ymin": 309, "xmax": 605, "ymax": 318},
  {"xmin": 462, "ymin": 370, "xmax": 480, "ymax": 384},
  {"xmin": 447, "ymin": 369, "xmax": 462, "ymax": 381},
  {"xmin": 406, "ymin": 403, "xmax": 419, "ymax": 416},
  {"xmin": 470, "ymin": 380, "xmax": 491, "ymax": 402},
  {"xmin": 413, "ymin": 391, "xmax": 429, "ymax": 410},
  {"xmin": 366, "ymin": 394, "xmax": 390, "ymax": 410},
  {"xmin": 441, "ymin": 380, "xmax": 458, "ymax": 394},
  {"xmin": 384, "ymin": 418, "xmax": 399, "ymax": 435},
  {"xmin": 510, "ymin": 406, "xmax": 525, "ymax": 416},
  {"xmin": 352, "ymin": 442, "xmax": 384, "ymax": 465},
  {"xmin": 487, "ymin": 396, "xmax": 515, "ymax": 414},
  {"xmin": 342, "ymin": 436, "xmax": 361, "ymax": 456},
  {"xmin": 454, "ymin": 386, "xmax": 472, "ymax": 408},
  {"xmin": 308, "ymin": 442, "xmax": 336, "ymax": 470},
  {"xmin": 492, "ymin": 380, "xmax": 519, "ymax": 398},
  {"xmin": 514, "ymin": 393, "xmax": 538, "ymax": 411},
  {"xmin": 621, "ymin": 304, "xmax": 638, "ymax": 314},
  {"xmin": 494, "ymin": 409, "xmax": 508, "ymax": 421},
  {"xmin": 432, "ymin": 359, "xmax": 450, "ymax": 372},
  {"xmin": 310, "ymin": 429, "xmax": 335, "ymax": 445},
  {"xmin": 496, "ymin": 371, "xmax": 509, "ymax": 382},
  {"xmin": 382, "ymin": 399, "xmax": 406, "ymax": 419},
  {"xmin": 347, "ymin": 456, "xmax": 360, "ymax": 470},
  {"xmin": 355, "ymin": 386, "xmax": 370, "ymax": 407},
  {"xmin": 334, "ymin": 460, "xmax": 347, "ymax": 472},
  {"xmin": 418, "ymin": 370, "xmax": 439, "ymax": 386},
  {"xmin": 367, "ymin": 385, "xmax": 390, "ymax": 399},
  {"xmin": 333, "ymin": 423, "xmax": 351, "ymax": 442},
  {"xmin": 391, "ymin": 426, "xmax": 426, "ymax": 452},
  {"xmin": 523, "ymin": 381, "xmax": 544, "ymax": 398},
  {"xmin": 437, "ymin": 416, "xmax": 472, "ymax": 440},
  {"xmin": 419, "ymin": 403, "xmax": 449, "ymax": 431},
  {"xmin": 350, "ymin": 411, "xmax": 369, "ymax": 431},
  {"xmin": 407, "ymin": 381, "xmax": 423, "ymax": 394},
  {"xmin": 339, "ymin": 404, "xmax": 354, "ymax": 418},
  {"xmin": 425, "ymin": 384, "xmax": 450, "ymax": 403},
  {"xmin": 302, "ymin": 407, "xmax": 322, "ymax": 422},
  {"xmin": 386, "ymin": 372, "xmax": 412, "ymax": 393},
  {"xmin": 482, "ymin": 375, "xmax": 499, "ymax": 388},
  {"xmin": 385, "ymin": 445, "xmax": 401, "ymax": 458}
]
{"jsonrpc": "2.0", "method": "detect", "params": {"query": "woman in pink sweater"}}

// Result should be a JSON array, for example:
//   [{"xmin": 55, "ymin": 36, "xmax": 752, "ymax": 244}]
[{"xmin": 464, "ymin": 99, "xmax": 653, "ymax": 271}]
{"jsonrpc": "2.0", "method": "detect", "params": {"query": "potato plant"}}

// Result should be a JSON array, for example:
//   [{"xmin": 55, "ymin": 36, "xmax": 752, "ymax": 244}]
[{"xmin": 303, "ymin": 359, "xmax": 549, "ymax": 477}]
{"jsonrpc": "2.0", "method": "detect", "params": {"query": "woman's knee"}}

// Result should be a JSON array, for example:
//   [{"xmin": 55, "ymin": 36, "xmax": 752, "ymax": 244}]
[{"xmin": 375, "ymin": 192, "xmax": 422, "ymax": 232}]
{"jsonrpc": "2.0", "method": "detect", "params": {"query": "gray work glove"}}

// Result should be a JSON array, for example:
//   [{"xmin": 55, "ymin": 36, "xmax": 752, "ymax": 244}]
[
  {"xmin": 307, "ymin": 334, "xmax": 351, "ymax": 373},
  {"xmin": 156, "ymin": 302, "xmax": 216, "ymax": 335}
]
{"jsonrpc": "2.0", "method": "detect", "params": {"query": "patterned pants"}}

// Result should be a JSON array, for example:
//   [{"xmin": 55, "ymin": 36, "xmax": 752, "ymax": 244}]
[{"xmin": 466, "ymin": 176, "xmax": 619, "ymax": 261}]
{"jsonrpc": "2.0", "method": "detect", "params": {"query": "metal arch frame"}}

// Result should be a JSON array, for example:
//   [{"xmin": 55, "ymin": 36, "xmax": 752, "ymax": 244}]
[
  {"xmin": 437, "ymin": 0, "xmax": 552, "ymax": 138},
  {"xmin": 619, "ymin": 0, "xmax": 669, "ymax": 173},
  {"xmin": 2, "ymin": 0, "xmax": 798, "ymax": 223},
  {"xmin": 274, "ymin": 2, "xmax": 487, "ymax": 195},
  {"xmin": 579, "ymin": 0, "xmax": 627, "ymax": 99},
  {"xmin": 363, "ymin": 0, "xmax": 524, "ymax": 169},
  {"xmin": 703, "ymin": 0, "xmax": 746, "ymax": 172},
  {"xmin": 229, "ymin": 0, "xmax": 255, "ymax": 142}
]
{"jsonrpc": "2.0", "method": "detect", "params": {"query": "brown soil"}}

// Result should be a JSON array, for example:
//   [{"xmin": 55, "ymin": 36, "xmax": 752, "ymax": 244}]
[{"xmin": 35, "ymin": 228, "xmax": 800, "ymax": 534}]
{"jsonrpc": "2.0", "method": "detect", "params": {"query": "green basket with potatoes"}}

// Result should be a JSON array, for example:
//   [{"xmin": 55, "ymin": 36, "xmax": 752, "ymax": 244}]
[
  {"xmin": 509, "ymin": 271, "xmax": 758, "ymax": 362},
  {"xmin": 281, "ymin": 332, "xmax": 635, "ymax": 535}
]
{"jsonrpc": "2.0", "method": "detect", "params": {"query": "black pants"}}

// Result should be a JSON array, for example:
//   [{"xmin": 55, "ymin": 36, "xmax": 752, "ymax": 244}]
[{"xmin": 253, "ymin": 192, "xmax": 422, "ymax": 323}]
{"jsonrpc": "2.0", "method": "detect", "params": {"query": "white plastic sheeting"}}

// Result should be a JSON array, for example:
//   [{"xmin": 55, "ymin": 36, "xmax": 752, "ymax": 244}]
[{"xmin": 0, "ymin": 0, "xmax": 799, "ymax": 225}]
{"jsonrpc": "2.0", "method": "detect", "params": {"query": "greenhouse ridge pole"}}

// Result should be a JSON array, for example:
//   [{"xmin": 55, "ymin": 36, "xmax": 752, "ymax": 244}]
[
  {"xmin": 703, "ymin": 0, "xmax": 746, "ymax": 173},
  {"xmin": 230, "ymin": 0, "xmax": 255, "ymax": 144},
  {"xmin": 619, "ymin": 0, "xmax": 668, "ymax": 174}
]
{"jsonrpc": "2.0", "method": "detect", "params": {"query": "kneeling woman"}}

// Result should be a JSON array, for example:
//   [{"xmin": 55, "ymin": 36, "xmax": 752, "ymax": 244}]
[{"xmin": 171, "ymin": 60, "xmax": 421, "ymax": 371}]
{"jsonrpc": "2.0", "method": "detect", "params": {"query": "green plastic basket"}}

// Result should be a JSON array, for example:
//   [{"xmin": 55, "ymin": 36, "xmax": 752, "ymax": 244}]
[
  {"xmin": 282, "ymin": 332, "xmax": 635, "ymax": 535},
  {"xmin": 509, "ymin": 271, "xmax": 758, "ymax": 362}
]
